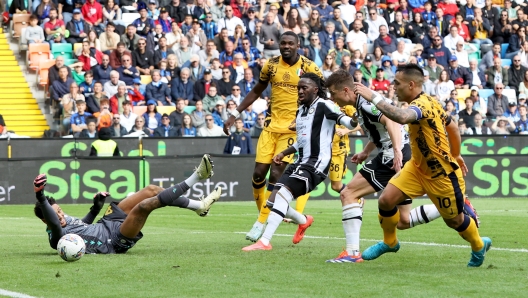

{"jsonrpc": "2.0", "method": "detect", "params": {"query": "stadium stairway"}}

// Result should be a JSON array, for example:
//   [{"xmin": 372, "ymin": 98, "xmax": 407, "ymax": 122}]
[{"xmin": 1, "ymin": 28, "xmax": 49, "ymax": 138}]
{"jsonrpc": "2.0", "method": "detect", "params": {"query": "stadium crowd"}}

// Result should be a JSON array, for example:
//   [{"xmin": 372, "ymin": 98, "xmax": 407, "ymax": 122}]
[{"xmin": 7, "ymin": 0, "xmax": 528, "ymax": 137}]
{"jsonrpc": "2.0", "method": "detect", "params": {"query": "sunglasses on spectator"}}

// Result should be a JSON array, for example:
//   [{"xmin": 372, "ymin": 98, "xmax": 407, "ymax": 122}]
[{"xmin": 232, "ymin": 88, "xmax": 240, "ymax": 91}]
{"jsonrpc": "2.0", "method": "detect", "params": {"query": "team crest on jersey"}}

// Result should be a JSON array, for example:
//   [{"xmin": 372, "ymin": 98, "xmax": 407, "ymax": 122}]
[
  {"xmin": 283, "ymin": 72, "xmax": 291, "ymax": 81},
  {"xmin": 309, "ymin": 107, "xmax": 315, "ymax": 114}
]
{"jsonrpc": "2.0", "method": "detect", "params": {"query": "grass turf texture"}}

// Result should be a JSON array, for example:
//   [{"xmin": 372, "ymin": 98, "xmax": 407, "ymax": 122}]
[{"xmin": 0, "ymin": 199, "xmax": 527, "ymax": 298}]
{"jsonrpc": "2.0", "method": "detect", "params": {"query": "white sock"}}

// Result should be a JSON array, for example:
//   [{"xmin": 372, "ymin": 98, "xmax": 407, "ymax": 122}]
[
  {"xmin": 184, "ymin": 172, "xmax": 200, "ymax": 187},
  {"xmin": 261, "ymin": 187, "xmax": 293, "ymax": 244},
  {"xmin": 342, "ymin": 203, "xmax": 363, "ymax": 255},
  {"xmin": 186, "ymin": 199, "xmax": 202, "ymax": 210},
  {"xmin": 409, "ymin": 204, "xmax": 441, "ymax": 228},
  {"xmin": 286, "ymin": 207, "xmax": 306, "ymax": 225}
]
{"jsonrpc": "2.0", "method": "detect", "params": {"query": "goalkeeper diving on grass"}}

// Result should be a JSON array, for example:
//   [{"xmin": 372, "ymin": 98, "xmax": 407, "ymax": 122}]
[{"xmin": 33, "ymin": 154, "xmax": 222, "ymax": 254}]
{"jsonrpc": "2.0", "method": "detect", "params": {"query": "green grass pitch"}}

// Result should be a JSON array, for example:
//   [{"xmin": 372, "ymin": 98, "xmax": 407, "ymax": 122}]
[{"xmin": 0, "ymin": 198, "xmax": 527, "ymax": 298}]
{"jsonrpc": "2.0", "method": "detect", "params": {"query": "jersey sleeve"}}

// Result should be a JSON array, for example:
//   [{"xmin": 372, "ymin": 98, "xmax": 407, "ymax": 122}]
[
  {"xmin": 259, "ymin": 60, "xmax": 273, "ymax": 84},
  {"xmin": 359, "ymin": 96, "xmax": 384, "ymax": 122},
  {"xmin": 409, "ymin": 96, "xmax": 432, "ymax": 121},
  {"xmin": 323, "ymin": 101, "xmax": 356, "ymax": 130},
  {"xmin": 38, "ymin": 199, "xmax": 64, "ymax": 249},
  {"xmin": 304, "ymin": 58, "xmax": 323, "ymax": 78}
]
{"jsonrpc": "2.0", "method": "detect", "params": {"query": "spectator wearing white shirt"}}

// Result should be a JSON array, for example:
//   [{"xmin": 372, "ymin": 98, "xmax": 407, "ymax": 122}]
[
  {"xmin": 346, "ymin": 19, "xmax": 368, "ymax": 57},
  {"xmin": 217, "ymin": 6, "xmax": 245, "ymax": 37},
  {"xmin": 197, "ymin": 114, "xmax": 225, "ymax": 136},
  {"xmin": 443, "ymin": 25, "xmax": 465, "ymax": 54},
  {"xmin": 120, "ymin": 100, "xmax": 137, "ymax": 132},
  {"xmin": 391, "ymin": 41, "xmax": 410, "ymax": 65},
  {"xmin": 339, "ymin": 0, "xmax": 356, "ymax": 26},
  {"xmin": 454, "ymin": 42, "xmax": 478, "ymax": 68},
  {"xmin": 366, "ymin": 8, "xmax": 388, "ymax": 42},
  {"xmin": 103, "ymin": 70, "xmax": 126, "ymax": 98}
]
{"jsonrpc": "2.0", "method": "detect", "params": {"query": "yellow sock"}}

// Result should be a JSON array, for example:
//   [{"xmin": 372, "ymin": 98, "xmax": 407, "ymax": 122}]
[
  {"xmin": 257, "ymin": 183, "xmax": 274, "ymax": 224},
  {"xmin": 457, "ymin": 215, "xmax": 484, "ymax": 251},
  {"xmin": 252, "ymin": 178, "xmax": 266, "ymax": 212},
  {"xmin": 295, "ymin": 193, "xmax": 310, "ymax": 213},
  {"xmin": 378, "ymin": 207, "xmax": 400, "ymax": 247}
]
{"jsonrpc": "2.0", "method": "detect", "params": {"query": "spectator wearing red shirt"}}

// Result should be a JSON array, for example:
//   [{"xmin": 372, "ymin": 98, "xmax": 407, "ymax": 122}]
[
  {"xmin": 370, "ymin": 68, "xmax": 390, "ymax": 95},
  {"xmin": 78, "ymin": 41, "xmax": 104, "ymax": 71},
  {"xmin": 129, "ymin": 78, "xmax": 146, "ymax": 105},
  {"xmin": 109, "ymin": 42, "xmax": 131, "ymax": 69},
  {"xmin": 110, "ymin": 84, "xmax": 132, "ymax": 114},
  {"xmin": 82, "ymin": 0, "xmax": 105, "ymax": 33},
  {"xmin": 44, "ymin": 8, "xmax": 66, "ymax": 44}
]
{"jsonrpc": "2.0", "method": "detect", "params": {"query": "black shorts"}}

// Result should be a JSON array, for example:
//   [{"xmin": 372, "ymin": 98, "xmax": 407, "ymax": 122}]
[
  {"xmin": 98, "ymin": 202, "xmax": 143, "ymax": 254},
  {"xmin": 275, "ymin": 164, "xmax": 326, "ymax": 198},
  {"xmin": 359, "ymin": 143, "xmax": 412, "ymax": 192}
]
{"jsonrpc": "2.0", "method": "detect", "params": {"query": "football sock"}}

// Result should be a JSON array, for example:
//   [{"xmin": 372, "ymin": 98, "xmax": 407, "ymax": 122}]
[
  {"xmin": 295, "ymin": 193, "xmax": 310, "ymax": 213},
  {"xmin": 184, "ymin": 172, "xmax": 201, "ymax": 187},
  {"xmin": 257, "ymin": 183, "xmax": 275, "ymax": 224},
  {"xmin": 261, "ymin": 187, "xmax": 293, "ymax": 245},
  {"xmin": 379, "ymin": 207, "xmax": 400, "ymax": 247},
  {"xmin": 455, "ymin": 214, "xmax": 484, "ymax": 251},
  {"xmin": 342, "ymin": 203, "xmax": 363, "ymax": 255},
  {"xmin": 286, "ymin": 203, "xmax": 307, "ymax": 225},
  {"xmin": 252, "ymin": 178, "xmax": 266, "ymax": 212},
  {"xmin": 409, "ymin": 204, "xmax": 441, "ymax": 228},
  {"xmin": 157, "ymin": 182, "xmax": 191, "ymax": 208}
]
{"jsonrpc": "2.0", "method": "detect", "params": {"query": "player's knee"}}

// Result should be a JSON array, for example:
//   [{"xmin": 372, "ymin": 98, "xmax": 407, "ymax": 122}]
[
  {"xmin": 268, "ymin": 167, "xmax": 283, "ymax": 183},
  {"xmin": 252, "ymin": 169, "xmax": 267, "ymax": 182},
  {"xmin": 397, "ymin": 218, "xmax": 411, "ymax": 230},
  {"xmin": 443, "ymin": 215, "xmax": 464, "ymax": 229},
  {"xmin": 146, "ymin": 184, "xmax": 163, "ymax": 195}
]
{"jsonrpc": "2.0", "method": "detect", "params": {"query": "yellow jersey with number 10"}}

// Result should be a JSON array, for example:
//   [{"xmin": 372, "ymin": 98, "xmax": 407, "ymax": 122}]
[
  {"xmin": 332, "ymin": 105, "xmax": 356, "ymax": 155},
  {"xmin": 259, "ymin": 55, "xmax": 323, "ymax": 134}
]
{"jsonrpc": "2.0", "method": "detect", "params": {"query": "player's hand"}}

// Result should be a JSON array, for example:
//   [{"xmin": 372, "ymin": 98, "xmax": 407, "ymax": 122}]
[
  {"xmin": 33, "ymin": 174, "xmax": 47, "ymax": 193},
  {"xmin": 391, "ymin": 149, "xmax": 403, "ymax": 173},
  {"xmin": 353, "ymin": 83, "xmax": 375, "ymax": 102},
  {"xmin": 223, "ymin": 115, "xmax": 236, "ymax": 135},
  {"xmin": 351, "ymin": 152, "xmax": 368, "ymax": 164},
  {"xmin": 454, "ymin": 155, "xmax": 468, "ymax": 176},
  {"xmin": 93, "ymin": 192, "xmax": 110, "ymax": 210},
  {"xmin": 288, "ymin": 120, "xmax": 296, "ymax": 131},
  {"xmin": 273, "ymin": 153, "xmax": 285, "ymax": 165},
  {"xmin": 336, "ymin": 128, "xmax": 348, "ymax": 137}
]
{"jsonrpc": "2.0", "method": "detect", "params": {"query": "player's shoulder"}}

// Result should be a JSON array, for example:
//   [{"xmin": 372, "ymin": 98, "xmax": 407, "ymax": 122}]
[
  {"xmin": 344, "ymin": 105, "xmax": 357, "ymax": 117},
  {"xmin": 299, "ymin": 55, "xmax": 322, "ymax": 75},
  {"xmin": 267, "ymin": 56, "xmax": 281, "ymax": 67}
]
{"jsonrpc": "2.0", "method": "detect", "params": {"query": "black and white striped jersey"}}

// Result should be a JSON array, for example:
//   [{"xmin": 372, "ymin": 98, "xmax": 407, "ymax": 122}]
[
  {"xmin": 355, "ymin": 94, "xmax": 409, "ymax": 153},
  {"xmin": 292, "ymin": 97, "xmax": 356, "ymax": 176}
]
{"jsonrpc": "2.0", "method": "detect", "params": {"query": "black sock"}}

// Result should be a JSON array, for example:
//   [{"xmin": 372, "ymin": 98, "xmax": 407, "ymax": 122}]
[{"xmin": 157, "ymin": 182, "xmax": 191, "ymax": 207}]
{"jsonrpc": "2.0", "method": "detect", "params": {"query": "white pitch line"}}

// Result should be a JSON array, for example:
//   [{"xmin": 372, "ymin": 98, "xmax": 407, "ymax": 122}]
[{"xmin": 0, "ymin": 289, "xmax": 37, "ymax": 298}]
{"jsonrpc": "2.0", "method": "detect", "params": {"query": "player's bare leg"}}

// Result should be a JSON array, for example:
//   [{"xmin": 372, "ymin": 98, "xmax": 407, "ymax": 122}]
[{"xmin": 117, "ymin": 185, "xmax": 164, "ymax": 214}]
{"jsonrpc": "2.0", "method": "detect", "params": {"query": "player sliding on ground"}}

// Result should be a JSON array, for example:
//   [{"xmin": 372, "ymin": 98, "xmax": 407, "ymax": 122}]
[
  {"xmin": 353, "ymin": 64, "xmax": 491, "ymax": 267},
  {"xmin": 223, "ymin": 31, "xmax": 323, "ymax": 243},
  {"xmin": 33, "ymin": 154, "xmax": 222, "ymax": 254},
  {"xmin": 242, "ymin": 73, "xmax": 359, "ymax": 251}
]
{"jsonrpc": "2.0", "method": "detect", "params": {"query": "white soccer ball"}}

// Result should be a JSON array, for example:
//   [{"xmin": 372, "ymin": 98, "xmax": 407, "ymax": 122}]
[{"xmin": 57, "ymin": 234, "xmax": 86, "ymax": 262}]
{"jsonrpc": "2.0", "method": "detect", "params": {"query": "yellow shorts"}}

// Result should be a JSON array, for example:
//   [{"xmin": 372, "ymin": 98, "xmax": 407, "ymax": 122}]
[
  {"xmin": 255, "ymin": 131, "xmax": 296, "ymax": 164},
  {"xmin": 389, "ymin": 162, "xmax": 466, "ymax": 219},
  {"xmin": 329, "ymin": 153, "xmax": 347, "ymax": 182}
]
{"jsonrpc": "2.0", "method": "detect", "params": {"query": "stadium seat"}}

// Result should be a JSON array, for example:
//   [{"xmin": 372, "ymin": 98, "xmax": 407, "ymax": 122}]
[
  {"xmin": 27, "ymin": 43, "xmax": 51, "ymax": 72},
  {"xmin": 503, "ymin": 89, "xmax": 517, "ymax": 104},
  {"xmin": 19, "ymin": 27, "xmax": 28, "ymax": 53},
  {"xmin": 51, "ymin": 43, "xmax": 73, "ymax": 60},
  {"xmin": 157, "ymin": 106, "xmax": 176, "ymax": 115},
  {"xmin": 501, "ymin": 44, "xmax": 508, "ymax": 58},
  {"xmin": 133, "ymin": 106, "xmax": 147, "ymax": 115},
  {"xmin": 457, "ymin": 89, "xmax": 471, "ymax": 101},
  {"xmin": 501, "ymin": 59, "xmax": 512, "ymax": 67},
  {"xmin": 64, "ymin": 58, "xmax": 79, "ymax": 66},
  {"xmin": 481, "ymin": 44, "xmax": 492, "ymax": 56},
  {"xmin": 122, "ymin": 13, "xmax": 140, "ymax": 26},
  {"xmin": 11, "ymin": 14, "xmax": 30, "ymax": 39},
  {"xmin": 73, "ymin": 43, "xmax": 82, "ymax": 56},
  {"xmin": 140, "ymin": 75, "xmax": 152, "ymax": 85},
  {"xmin": 37, "ymin": 59, "xmax": 56, "ymax": 92},
  {"xmin": 183, "ymin": 106, "xmax": 196, "ymax": 114},
  {"xmin": 478, "ymin": 89, "xmax": 494, "ymax": 99},
  {"xmin": 468, "ymin": 52, "xmax": 480, "ymax": 61}
]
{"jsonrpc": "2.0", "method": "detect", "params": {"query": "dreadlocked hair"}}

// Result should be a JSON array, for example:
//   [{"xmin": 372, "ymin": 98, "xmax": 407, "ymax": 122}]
[
  {"xmin": 300, "ymin": 72, "xmax": 328, "ymax": 99},
  {"xmin": 34, "ymin": 196, "xmax": 57, "ymax": 220}
]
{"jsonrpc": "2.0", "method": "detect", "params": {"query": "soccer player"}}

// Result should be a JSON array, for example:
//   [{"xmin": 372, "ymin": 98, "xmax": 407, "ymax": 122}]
[
  {"xmin": 242, "ymin": 73, "xmax": 359, "ymax": 251},
  {"xmin": 33, "ymin": 155, "xmax": 222, "ymax": 254},
  {"xmin": 353, "ymin": 64, "xmax": 491, "ymax": 267},
  {"xmin": 323, "ymin": 69, "xmax": 448, "ymax": 263},
  {"xmin": 223, "ymin": 31, "xmax": 323, "ymax": 242}
]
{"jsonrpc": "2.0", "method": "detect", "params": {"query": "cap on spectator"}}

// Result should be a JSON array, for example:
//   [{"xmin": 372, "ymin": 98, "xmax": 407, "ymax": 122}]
[
  {"xmin": 99, "ymin": 127, "xmax": 112, "ymax": 141},
  {"xmin": 248, "ymin": 8, "xmax": 255, "ymax": 13},
  {"xmin": 376, "ymin": 68, "xmax": 384, "ymax": 72},
  {"xmin": 133, "ymin": 78, "xmax": 141, "ymax": 84},
  {"xmin": 192, "ymin": 19, "xmax": 200, "ymax": 25},
  {"xmin": 190, "ymin": 54, "xmax": 200, "ymax": 63},
  {"xmin": 450, "ymin": 56, "xmax": 458, "ymax": 61},
  {"xmin": 204, "ymin": 68, "xmax": 212, "ymax": 74},
  {"xmin": 428, "ymin": 54, "xmax": 436, "ymax": 59},
  {"xmin": 364, "ymin": 55, "xmax": 372, "ymax": 61},
  {"xmin": 423, "ymin": 70, "xmax": 429, "ymax": 76},
  {"xmin": 147, "ymin": 99, "xmax": 157, "ymax": 106},
  {"xmin": 470, "ymin": 86, "xmax": 479, "ymax": 91},
  {"xmin": 386, "ymin": 0, "xmax": 397, "ymax": 4},
  {"xmin": 508, "ymin": 102, "xmax": 517, "ymax": 106},
  {"xmin": 520, "ymin": 93, "xmax": 527, "ymax": 100},
  {"xmin": 413, "ymin": 44, "xmax": 424, "ymax": 52},
  {"xmin": 270, "ymin": 3, "xmax": 280, "ymax": 9},
  {"xmin": 160, "ymin": 7, "xmax": 168, "ymax": 13},
  {"xmin": 73, "ymin": 8, "xmax": 81, "ymax": 14},
  {"xmin": 216, "ymin": 100, "xmax": 225, "ymax": 106},
  {"xmin": 149, "ymin": 0, "xmax": 156, "ymax": 4}
]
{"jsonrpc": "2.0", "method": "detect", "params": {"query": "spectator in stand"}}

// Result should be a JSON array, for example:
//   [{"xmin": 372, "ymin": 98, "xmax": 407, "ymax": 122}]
[
  {"xmin": 371, "ymin": 68, "xmax": 390, "ymax": 95},
  {"xmin": 329, "ymin": 7, "xmax": 349, "ymax": 35},
  {"xmin": 132, "ymin": 38, "xmax": 154, "ymax": 76},
  {"xmin": 202, "ymin": 12, "xmax": 218, "ymax": 40},
  {"xmin": 468, "ymin": 59, "xmax": 486, "ymax": 89},
  {"xmin": 35, "ymin": 0, "xmax": 55, "ymax": 24},
  {"xmin": 121, "ymin": 25, "xmax": 142, "ymax": 53},
  {"xmin": 374, "ymin": 25, "xmax": 397, "ymax": 57},
  {"xmin": 116, "ymin": 55, "xmax": 140, "ymax": 86},
  {"xmin": 148, "ymin": 23, "xmax": 166, "ymax": 50},
  {"xmin": 407, "ymin": 12, "xmax": 429, "ymax": 45},
  {"xmin": 389, "ymin": 11, "xmax": 411, "ymax": 44},
  {"xmin": 109, "ymin": 42, "xmax": 131, "ymax": 69},
  {"xmin": 469, "ymin": 8, "xmax": 492, "ymax": 45},
  {"xmin": 504, "ymin": 102, "xmax": 521, "ymax": 122},
  {"xmin": 193, "ymin": 69, "xmax": 214, "ymax": 103},
  {"xmin": 155, "ymin": 7, "xmax": 173, "ymax": 33},
  {"xmin": 190, "ymin": 100, "xmax": 208, "ymax": 128},
  {"xmin": 176, "ymin": 36, "xmax": 193, "ymax": 66},
  {"xmin": 306, "ymin": 34, "xmax": 326, "ymax": 67},
  {"xmin": 444, "ymin": 25, "xmax": 465, "ymax": 54},
  {"xmin": 80, "ymin": 71, "xmax": 95, "ymax": 97},
  {"xmin": 86, "ymin": 82, "xmax": 108, "ymax": 113},
  {"xmin": 93, "ymin": 54, "xmax": 112, "ymax": 86},
  {"xmin": 467, "ymin": 113, "xmax": 491, "ymax": 135},
  {"xmin": 65, "ymin": 9, "xmax": 91, "ymax": 44},
  {"xmin": 217, "ymin": 5, "xmax": 245, "ymax": 37},
  {"xmin": 315, "ymin": 0, "xmax": 334, "ymax": 22},
  {"xmin": 25, "ymin": 15, "xmax": 45, "ymax": 45},
  {"xmin": 492, "ymin": 10, "xmax": 512, "ymax": 45},
  {"xmin": 110, "ymin": 114, "xmax": 128, "ymax": 137},
  {"xmin": 227, "ymin": 53, "xmax": 247, "ymax": 83},
  {"xmin": 360, "ymin": 55, "xmax": 377, "ymax": 82},
  {"xmin": 469, "ymin": 86, "xmax": 487, "ymax": 115},
  {"xmin": 129, "ymin": 78, "xmax": 146, "ymax": 105},
  {"xmin": 454, "ymin": 42, "xmax": 478, "ymax": 68},
  {"xmin": 458, "ymin": 98, "xmax": 478, "ymax": 128},
  {"xmin": 154, "ymin": 113, "xmax": 180, "ymax": 137},
  {"xmin": 391, "ymin": 41, "xmax": 410, "ymax": 65},
  {"xmin": 61, "ymin": 83, "xmax": 85, "ymax": 132},
  {"xmin": 318, "ymin": 22, "xmax": 337, "ymax": 52},
  {"xmin": 366, "ymin": 8, "xmax": 388, "ymax": 42},
  {"xmin": 487, "ymin": 83, "xmax": 509, "ymax": 119},
  {"xmin": 445, "ymin": 100, "xmax": 459, "ymax": 123},
  {"xmin": 447, "ymin": 56, "xmax": 471, "ymax": 90},
  {"xmin": 491, "ymin": 116, "xmax": 516, "ymax": 134},
  {"xmin": 509, "ymin": 55, "xmax": 527, "ymax": 93},
  {"xmin": 119, "ymin": 100, "xmax": 137, "ymax": 132},
  {"xmin": 210, "ymin": 0, "xmax": 226, "ymax": 22},
  {"xmin": 226, "ymin": 85, "xmax": 242, "ymax": 106},
  {"xmin": 147, "ymin": 0, "xmax": 160, "ymax": 21},
  {"xmin": 262, "ymin": 4, "xmax": 286, "ymax": 26},
  {"xmin": 237, "ymin": 68, "xmax": 256, "ymax": 98},
  {"xmin": 423, "ymin": 35, "xmax": 451, "ymax": 68},
  {"xmin": 223, "ymin": 118, "xmax": 253, "ymax": 154},
  {"xmin": 506, "ymin": 27, "xmax": 526, "ymax": 60},
  {"xmin": 78, "ymin": 41, "xmax": 104, "ymax": 72},
  {"xmin": 70, "ymin": 100, "xmax": 92, "ymax": 136},
  {"xmin": 52, "ymin": 67, "xmax": 74, "ymax": 106},
  {"xmin": 422, "ymin": 70, "xmax": 436, "ymax": 96},
  {"xmin": 284, "ymin": 8, "xmax": 302, "ymax": 34},
  {"xmin": 103, "ymin": 70, "xmax": 125, "ymax": 98},
  {"xmin": 169, "ymin": 98, "xmax": 187, "ymax": 129},
  {"xmin": 219, "ymin": 41, "xmax": 237, "ymax": 66},
  {"xmin": 422, "ymin": 26, "xmax": 439, "ymax": 50},
  {"xmin": 185, "ymin": 54, "xmax": 205, "ymax": 82},
  {"xmin": 260, "ymin": 12, "xmax": 283, "ymax": 59},
  {"xmin": 99, "ymin": 22, "xmax": 120, "ymax": 54},
  {"xmin": 486, "ymin": 58, "xmax": 509, "ymax": 89},
  {"xmin": 307, "ymin": 10, "xmax": 323, "ymax": 33},
  {"xmin": 436, "ymin": 70, "xmax": 455, "ymax": 102},
  {"xmin": 143, "ymin": 100, "xmax": 162, "ymax": 135},
  {"xmin": 515, "ymin": 105, "xmax": 528, "ymax": 134},
  {"xmin": 165, "ymin": 54, "xmax": 181, "ymax": 81},
  {"xmin": 434, "ymin": 7, "xmax": 452, "ymax": 37},
  {"xmin": 479, "ymin": 43, "xmax": 502, "ymax": 72},
  {"xmin": 199, "ymin": 40, "xmax": 220, "ymax": 67},
  {"xmin": 482, "ymin": 0, "xmax": 499, "ymax": 24},
  {"xmin": 166, "ymin": 21, "xmax": 184, "ymax": 52},
  {"xmin": 82, "ymin": 0, "xmax": 104, "ymax": 33},
  {"xmin": 216, "ymin": 67, "xmax": 235, "ymax": 98},
  {"xmin": 340, "ymin": 55, "xmax": 357, "ymax": 76},
  {"xmin": 93, "ymin": 98, "xmax": 113, "ymax": 129},
  {"xmin": 214, "ymin": 28, "xmax": 230, "ymax": 53},
  {"xmin": 202, "ymin": 85, "xmax": 223, "ymax": 112},
  {"xmin": 186, "ymin": 20, "xmax": 207, "ymax": 54},
  {"xmin": 212, "ymin": 100, "xmax": 227, "ymax": 126},
  {"xmin": 322, "ymin": 54, "xmax": 339, "ymax": 80},
  {"xmin": 146, "ymin": 70, "xmax": 172, "ymax": 106},
  {"xmin": 110, "ymin": 84, "xmax": 131, "ymax": 114},
  {"xmin": 197, "ymin": 114, "xmax": 224, "ymax": 136},
  {"xmin": 250, "ymin": 113, "xmax": 264, "ymax": 137},
  {"xmin": 171, "ymin": 68, "xmax": 194, "ymax": 105},
  {"xmin": 44, "ymin": 8, "xmax": 66, "ymax": 45},
  {"xmin": 180, "ymin": 114, "xmax": 197, "ymax": 137},
  {"xmin": 238, "ymin": 37, "xmax": 260, "ymax": 68},
  {"xmin": 519, "ymin": 70, "xmax": 528, "ymax": 95},
  {"xmin": 328, "ymin": 37, "xmax": 350, "ymax": 66},
  {"xmin": 518, "ymin": 41, "xmax": 528, "ymax": 69},
  {"xmin": 181, "ymin": 14, "xmax": 194, "ymax": 35},
  {"xmin": 103, "ymin": 0, "xmax": 124, "ymax": 27},
  {"xmin": 129, "ymin": 117, "xmax": 151, "ymax": 136},
  {"xmin": 154, "ymin": 37, "xmax": 176, "ymax": 66},
  {"xmin": 79, "ymin": 118, "xmax": 99, "ymax": 138}
]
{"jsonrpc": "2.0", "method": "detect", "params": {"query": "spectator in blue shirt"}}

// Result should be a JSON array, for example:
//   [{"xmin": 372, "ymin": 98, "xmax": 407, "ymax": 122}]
[
  {"xmin": 219, "ymin": 41, "xmax": 237, "ymax": 66},
  {"xmin": 223, "ymin": 118, "xmax": 253, "ymax": 154},
  {"xmin": 79, "ymin": 71, "xmax": 95, "ymax": 97},
  {"xmin": 315, "ymin": 0, "xmax": 334, "ymax": 22},
  {"xmin": 70, "ymin": 100, "xmax": 93, "ymax": 137},
  {"xmin": 237, "ymin": 37, "xmax": 260, "ymax": 68},
  {"xmin": 516, "ymin": 105, "xmax": 528, "ymax": 134},
  {"xmin": 145, "ymin": 70, "xmax": 173, "ymax": 106},
  {"xmin": 170, "ymin": 67, "xmax": 195, "ymax": 105},
  {"xmin": 202, "ymin": 12, "xmax": 217, "ymax": 40},
  {"xmin": 51, "ymin": 67, "xmax": 74, "ymax": 103},
  {"xmin": 180, "ymin": 114, "xmax": 197, "ymax": 136},
  {"xmin": 116, "ymin": 55, "xmax": 140, "ymax": 86},
  {"xmin": 92, "ymin": 54, "xmax": 112, "ymax": 86},
  {"xmin": 504, "ymin": 102, "xmax": 521, "ymax": 122}
]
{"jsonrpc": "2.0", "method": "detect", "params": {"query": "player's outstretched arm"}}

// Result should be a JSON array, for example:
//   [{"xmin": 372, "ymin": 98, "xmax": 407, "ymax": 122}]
[
  {"xmin": 322, "ymin": 102, "xmax": 358, "ymax": 129},
  {"xmin": 82, "ymin": 192, "xmax": 110, "ymax": 224},
  {"xmin": 223, "ymin": 81, "xmax": 268, "ymax": 135},
  {"xmin": 353, "ymin": 83, "xmax": 418, "ymax": 124},
  {"xmin": 33, "ymin": 174, "xmax": 64, "ymax": 249},
  {"xmin": 380, "ymin": 115, "xmax": 403, "ymax": 172},
  {"xmin": 351, "ymin": 141, "xmax": 376, "ymax": 164},
  {"xmin": 445, "ymin": 119, "xmax": 469, "ymax": 176}
]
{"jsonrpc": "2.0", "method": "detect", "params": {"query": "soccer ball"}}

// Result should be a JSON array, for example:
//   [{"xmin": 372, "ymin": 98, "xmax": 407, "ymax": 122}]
[{"xmin": 57, "ymin": 234, "xmax": 86, "ymax": 262}]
